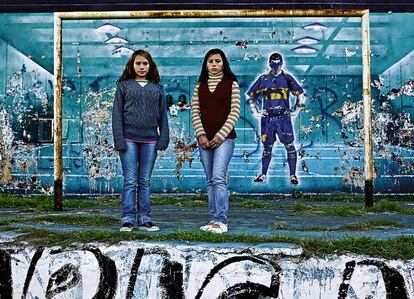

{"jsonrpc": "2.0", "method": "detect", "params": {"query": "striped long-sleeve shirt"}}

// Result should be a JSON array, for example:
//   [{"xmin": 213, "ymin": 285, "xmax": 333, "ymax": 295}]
[{"xmin": 191, "ymin": 72, "xmax": 241, "ymax": 141}]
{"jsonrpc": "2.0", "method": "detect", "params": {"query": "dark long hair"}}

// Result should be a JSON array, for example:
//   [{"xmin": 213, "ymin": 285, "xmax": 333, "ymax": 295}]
[
  {"xmin": 197, "ymin": 48, "xmax": 237, "ymax": 83},
  {"xmin": 117, "ymin": 49, "xmax": 160, "ymax": 83}
]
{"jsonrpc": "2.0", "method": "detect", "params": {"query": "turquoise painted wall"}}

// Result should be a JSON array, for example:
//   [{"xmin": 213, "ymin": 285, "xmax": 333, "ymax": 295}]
[{"xmin": 0, "ymin": 13, "xmax": 413, "ymax": 194}]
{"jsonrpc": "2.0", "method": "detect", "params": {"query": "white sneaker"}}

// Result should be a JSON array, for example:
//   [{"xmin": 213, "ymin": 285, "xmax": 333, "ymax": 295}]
[
  {"xmin": 120, "ymin": 222, "xmax": 134, "ymax": 232},
  {"xmin": 207, "ymin": 222, "xmax": 228, "ymax": 234},
  {"xmin": 200, "ymin": 221, "xmax": 215, "ymax": 231}
]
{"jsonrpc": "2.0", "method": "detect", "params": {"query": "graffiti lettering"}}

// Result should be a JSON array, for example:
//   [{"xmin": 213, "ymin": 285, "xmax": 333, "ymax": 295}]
[
  {"xmin": 46, "ymin": 264, "xmax": 81, "ymax": 299},
  {"xmin": 0, "ymin": 249, "xmax": 13, "ymax": 298},
  {"xmin": 338, "ymin": 259, "xmax": 409, "ymax": 299},
  {"xmin": 1, "ymin": 247, "xmax": 413, "ymax": 298},
  {"xmin": 0, "ymin": 246, "xmax": 285, "ymax": 299},
  {"xmin": 195, "ymin": 256, "xmax": 280, "ymax": 299}
]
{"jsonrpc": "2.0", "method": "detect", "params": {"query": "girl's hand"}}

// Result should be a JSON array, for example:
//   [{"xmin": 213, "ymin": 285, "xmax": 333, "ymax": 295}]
[
  {"xmin": 209, "ymin": 136, "xmax": 223, "ymax": 149},
  {"xmin": 198, "ymin": 135, "xmax": 210, "ymax": 149}
]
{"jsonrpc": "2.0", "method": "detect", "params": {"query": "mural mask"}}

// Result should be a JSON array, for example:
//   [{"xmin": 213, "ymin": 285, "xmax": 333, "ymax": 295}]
[{"xmin": 269, "ymin": 52, "xmax": 283, "ymax": 74}]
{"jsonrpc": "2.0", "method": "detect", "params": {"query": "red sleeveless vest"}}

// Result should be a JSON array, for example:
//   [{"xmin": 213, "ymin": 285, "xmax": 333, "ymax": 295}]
[{"xmin": 198, "ymin": 77, "xmax": 236, "ymax": 140}]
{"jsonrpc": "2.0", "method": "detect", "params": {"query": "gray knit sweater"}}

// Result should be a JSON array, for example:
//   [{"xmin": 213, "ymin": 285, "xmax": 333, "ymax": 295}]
[{"xmin": 112, "ymin": 79, "xmax": 169, "ymax": 151}]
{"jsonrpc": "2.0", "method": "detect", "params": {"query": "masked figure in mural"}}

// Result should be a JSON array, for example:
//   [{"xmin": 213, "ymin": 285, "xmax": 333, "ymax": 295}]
[
  {"xmin": 248, "ymin": 52, "xmax": 306, "ymax": 185},
  {"xmin": 191, "ymin": 48, "xmax": 240, "ymax": 234},
  {"xmin": 112, "ymin": 49, "xmax": 169, "ymax": 232}
]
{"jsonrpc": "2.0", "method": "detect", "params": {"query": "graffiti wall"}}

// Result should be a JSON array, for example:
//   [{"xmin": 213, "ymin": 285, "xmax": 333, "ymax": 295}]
[
  {"xmin": 0, "ymin": 242, "xmax": 413, "ymax": 298},
  {"xmin": 0, "ymin": 13, "xmax": 413, "ymax": 194}
]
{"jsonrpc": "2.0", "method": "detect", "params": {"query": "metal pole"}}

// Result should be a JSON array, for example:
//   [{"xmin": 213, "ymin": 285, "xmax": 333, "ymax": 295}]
[
  {"xmin": 361, "ymin": 10, "xmax": 374, "ymax": 207},
  {"xmin": 53, "ymin": 13, "xmax": 63, "ymax": 211}
]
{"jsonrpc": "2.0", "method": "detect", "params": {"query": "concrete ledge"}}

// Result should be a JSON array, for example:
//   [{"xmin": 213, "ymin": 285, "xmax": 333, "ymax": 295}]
[{"xmin": 0, "ymin": 242, "xmax": 412, "ymax": 298}]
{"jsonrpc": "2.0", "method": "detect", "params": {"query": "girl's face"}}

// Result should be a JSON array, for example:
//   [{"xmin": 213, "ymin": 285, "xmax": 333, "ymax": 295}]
[
  {"xmin": 133, "ymin": 55, "xmax": 150, "ymax": 80},
  {"xmin": 206, "ymin": 53, "xmax": 224, "ymax": 75}
]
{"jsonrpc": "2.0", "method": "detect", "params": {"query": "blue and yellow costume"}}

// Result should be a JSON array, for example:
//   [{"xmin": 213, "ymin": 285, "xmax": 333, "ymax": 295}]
[{"xmin": 248, "ymin": 57, "xmax": 304, "ymax": 183}]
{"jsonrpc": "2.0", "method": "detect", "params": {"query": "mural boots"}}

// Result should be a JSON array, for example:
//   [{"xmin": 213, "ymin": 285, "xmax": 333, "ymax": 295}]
[
  {"xmin": 290, "ymin": 175, "xmax": 299, "ymax": 185},
  {"xmin": 254, "ymin": 174, "xmax": 267, "ymax": 183}
]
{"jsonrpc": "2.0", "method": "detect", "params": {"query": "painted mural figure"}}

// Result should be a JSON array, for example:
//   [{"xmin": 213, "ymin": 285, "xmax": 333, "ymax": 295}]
[
  {"xmin": 191, "ymin": 48, "xmax": 241, "ymax": 234},
  {"xmin": 248, "ymin": 52, "xmax": 306, "ymax": 185},
  {"xmin": 112, "ymin": 49, "xmax": 169, "ymax": 232}
]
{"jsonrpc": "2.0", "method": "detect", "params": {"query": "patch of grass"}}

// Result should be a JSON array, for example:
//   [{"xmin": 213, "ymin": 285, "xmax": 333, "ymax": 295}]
[
  {"xmin": 0, "ymin": 194, "xmax": 274, "ymax": 211},
  {"xmin": 232, "ymin": 198, "xmax": 274, "ymax": 209},
  {"xmin": 299, "ymin": 226, "xmax": 336, "ymax": 231},
  {"xmin": 366, "ymin": 199, "xmax": 414, "ymax": 214},
  {"xmin": 291, "ymin": 200, "xmax": 414, "ymax": 216},
  {"xmin": 0, "ymin": 193, "xmax": 120, "ymax": 210},
  {"xmin": 339, "ymin": 219, "xmax": 407, "ymax": 231},
  {"xmin": 376, "ymin": 195, "xmax": 414, "ymax": 202},
  {"xmin": 64, "ymin": 197, "xmax": 119, "ymax": 209},
  {"xmin": 0, "ymin": 217, "xmax": 14, "ymax": 226},
  {"xmin": 289, "ymin": 194, "xmax": 414, "ymax": 203},
  {"xmin": 8, "ymin": 227, "xmax": 414, "ymax": 260},
  {"xmin": 0, "ymin": 194, "xmax": 54, "ymax": 210},
  {"xmin": 27, "ymin": 214, "xmax": 119, "ymax": 226},
  {"xmin": 16, "ymin": 228, "xmax": 134, "ymax": 247},
  {"xmin": 3, "ymin": 193, "xmax": 414, "ymax": 212},
  {"xmin": 272, "ymin": 221, "xmax": 288, "ymax": 230},
  {"xmin": 153, "ymin": 195, "xmax": 207, "ymax": 207},
  {"xmin": 299, "ymin": 236, "xmax": 414, "ymax": 260},
  {"xmin": 0, "ymin": 214, "xmax": 118, "ymax": 227},
  {"xmin": 152, "ymin": 196, "xmax": 274, "ymax": 209},
  {"xmin": 299, "ymin": 194, "xmax": 365, "ymax": 202},
  {"xmin": 14, "ymin": 228, "xmax": 272, "ymax": 248},
  {"xmin": 260, "ymin": 193, "xmax": 366, "ymax": 202},
  {"xmin": 291, "ymin": 202, "xmax": 364, "ymax": 216},
  {"xmin": 274, "ymin": 219, "xmax": 407, "ymax": 232}
]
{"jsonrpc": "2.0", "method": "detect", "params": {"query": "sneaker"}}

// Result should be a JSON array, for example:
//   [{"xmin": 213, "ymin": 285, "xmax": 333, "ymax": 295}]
[
  {"xmin": 290, "ymin": 175, "xmax": 299, "ymax": 185},
  {"xmin": 200, "ymin": 221, "xmax": 215, "ymax": 231},
  {"xmin": 120, "ymin": 222, "xmax": 134, "ymax": 232},
  {"xmin": 207, "ymin": 222, "xmax": 228, "ymax": 234},
  {"xmin": 138, "ymin": 222, "xmax": 160, "ymax": 232},
  {"xmin": 254, "ymin": 174, "xmax": 267, "ymax": 183}
]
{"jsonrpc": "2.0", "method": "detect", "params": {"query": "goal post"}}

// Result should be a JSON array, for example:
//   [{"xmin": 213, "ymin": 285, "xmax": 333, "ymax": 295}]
[{"xmin": 53, "ymin": 9, "xmax": 373, "ymax": 210}]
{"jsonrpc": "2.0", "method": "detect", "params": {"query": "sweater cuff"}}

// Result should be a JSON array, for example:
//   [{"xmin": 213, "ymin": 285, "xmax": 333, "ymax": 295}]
[
  {"xmin": 215, "ymin": 132, "xmax": 226, "ymax": 141},
  {"xmin": 196, "ymin": 131, "xmax": 206, "ymax": 138},
  {"xmin": 114, "ymin": 139, "xmax": 127, "ymax": 151},
  {"xmin": 156, "ymin": 137, "xmax": 170, "ymax": 150}
]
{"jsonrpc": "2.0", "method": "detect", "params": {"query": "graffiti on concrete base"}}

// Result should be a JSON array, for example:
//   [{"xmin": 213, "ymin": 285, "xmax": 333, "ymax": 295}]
[
  {"xmin": 0, "ymin": 244, "xmax": 283, "ymax": 299},
  {"xmin": 0, "ymin": 243, "xmax": 413, "ymax": 298}
]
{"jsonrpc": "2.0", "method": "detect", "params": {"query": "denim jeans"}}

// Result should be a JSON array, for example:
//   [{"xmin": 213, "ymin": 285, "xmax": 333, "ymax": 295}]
[
  {"xmin": 198, "ymin": 138, "xmax": 235, "ymax": 224},
  {"xmin": 119, "ymin": 142, "xmax": 157, "ymax": 225}
]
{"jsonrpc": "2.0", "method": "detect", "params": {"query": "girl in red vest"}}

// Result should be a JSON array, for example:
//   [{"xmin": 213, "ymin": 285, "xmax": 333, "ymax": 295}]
[{"xmin": 191, "ymin": 49, "xmax": 241, "ymax": 234}]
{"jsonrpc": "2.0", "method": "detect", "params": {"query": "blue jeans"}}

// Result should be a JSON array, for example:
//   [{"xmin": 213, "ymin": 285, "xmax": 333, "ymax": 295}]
[
  {"xmin": 198, "ymin": 138, "xmax": 235, "ymax": 224},
  {"xmin": 119, "ymin": 142, "xmax": 157, "ymax": 225}
]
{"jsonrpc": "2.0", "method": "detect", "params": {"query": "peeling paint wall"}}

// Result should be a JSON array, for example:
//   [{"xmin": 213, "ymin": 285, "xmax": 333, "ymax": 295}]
[
  {"xmin": 0, "ymin": 37, "xmax": 54, "ymax": 194},
  {"xmin": 0, "ymin": 13, "xmax": 413, "ymax": 194},
  {"xmin": 0, "ymin": 243, "xmax": 413, "ymax": 298}
]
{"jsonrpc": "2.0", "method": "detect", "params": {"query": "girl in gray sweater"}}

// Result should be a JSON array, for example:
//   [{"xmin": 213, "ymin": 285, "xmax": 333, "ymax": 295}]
[{"xmin": 112, "ymin": 49, "xmax": 169, "ymax": 232}]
